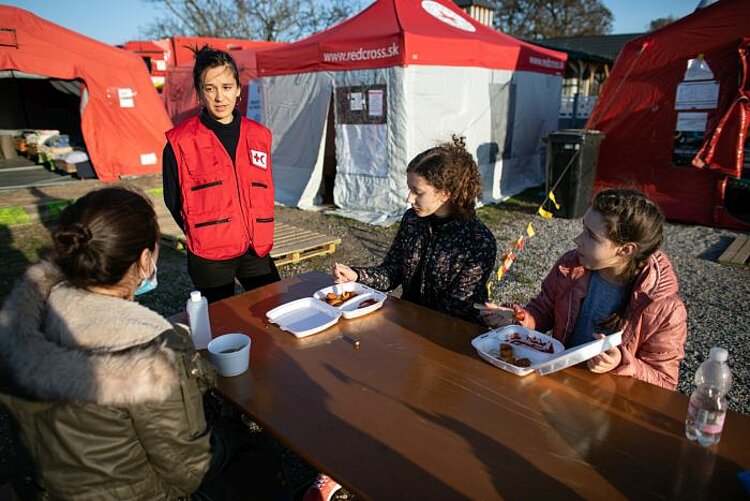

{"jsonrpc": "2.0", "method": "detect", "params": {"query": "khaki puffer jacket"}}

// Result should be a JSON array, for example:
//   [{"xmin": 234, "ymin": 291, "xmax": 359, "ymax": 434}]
[
  {"xmin": 0, "ymin": 262, "xmax": 214, "ymax": 499},
  {"xmin": 516, "ymin": 250, "xmax": 687, "ymax": 390}
]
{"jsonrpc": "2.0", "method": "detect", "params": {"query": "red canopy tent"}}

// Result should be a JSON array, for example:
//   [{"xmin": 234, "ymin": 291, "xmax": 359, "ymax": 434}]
[
  {"xmin": 255, "ymin": 0, "xmax": 566, "ymax": 220},
  {"xmin": 587, "ymin": 0, "xmax": 750, "ymax": 230},
  {"xmin": 256, "ymin": 0, "xmax": 565, "ymax": 77},
  {"xmin": 0, "ymin": 6, "xmax": 172, "ymax": 182}
]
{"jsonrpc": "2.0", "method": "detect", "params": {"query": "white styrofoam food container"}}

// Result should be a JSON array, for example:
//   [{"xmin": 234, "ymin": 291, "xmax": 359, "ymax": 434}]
[
  {"xmin": 472, "ymin": 325, "xmax": 622, "ymax": 376},
  {"xmin": 265, "ymin": 297, "xmax": 342, "ymax": 338},
  {"xmin": 312, "ymin": 283, "xmax": 388, "ymax": 319},
  {"xmin": 535, "ymin": 330, "xmax": 623, "ymax": 375},
  {"xmin": 472, "ymin": 326, "xmax": 565, "ymax": 376}
]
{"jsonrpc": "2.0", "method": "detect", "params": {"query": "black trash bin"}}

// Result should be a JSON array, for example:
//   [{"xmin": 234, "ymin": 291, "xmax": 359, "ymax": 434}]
[{"xmin": 543, "ymin": 129, "xmax": 604, "ymax": 219}]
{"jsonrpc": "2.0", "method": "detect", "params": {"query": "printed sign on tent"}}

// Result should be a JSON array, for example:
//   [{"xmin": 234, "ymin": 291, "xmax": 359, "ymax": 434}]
[
  {"xmin": 368, "ymin": 90, "xmax": 384, "ymax": 117},
  {"xmin": 675, "ymin": 81, "xmax": 719, "ymax": 110},
  {"xmin": 118, "ymin": 88, "xmax": 135, "ymax": 108}
]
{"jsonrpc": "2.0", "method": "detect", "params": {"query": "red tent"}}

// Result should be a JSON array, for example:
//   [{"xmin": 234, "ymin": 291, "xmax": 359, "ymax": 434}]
[
  {"xmin": 587, "ymin": 0, "xmax": 750, "ymax": 230},
  {"xmin": 256, "ymin": 0, "xmax": 564, "ymax": 77},
  {"xmin": 0, "ymin": 6, "xmax": 172, "ymax": 182},
  {"xmin": 163, "ymin": 43, "xmax": 281, "ymax": 125},
  {"xmin": 255, "ymin": 0, "xmax": 566, "ymax": 220},
  {"xmin": 124, "ymin": 37, "xmax": 279, "ymax": 90}
]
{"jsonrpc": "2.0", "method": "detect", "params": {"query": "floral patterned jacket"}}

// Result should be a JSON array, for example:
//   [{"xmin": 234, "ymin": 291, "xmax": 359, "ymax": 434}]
[{"xmin": 353, "ymin": 209, "xmax": 497, "ymax": 324}]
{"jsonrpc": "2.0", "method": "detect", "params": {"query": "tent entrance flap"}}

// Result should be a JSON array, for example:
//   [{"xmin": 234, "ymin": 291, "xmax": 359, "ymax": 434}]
[
  {"xmin": 319, "ymin": 94, "xmax": 336, "ymax": 206},
  {"xmin": 0, "ymin": 75, "xmax": 83, "ymax": 146}
]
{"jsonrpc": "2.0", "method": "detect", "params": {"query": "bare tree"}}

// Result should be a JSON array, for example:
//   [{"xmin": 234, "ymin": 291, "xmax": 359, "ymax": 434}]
[
  {"xmin": 648, "ymin": 15, "xmax": 677, "ymax": 32},
  {"xmin": 142, "ymin": 0, "xmax": 362, "ymax": 42},
  {"xmin": 492, "ymin": 0, "xmax": 613, "ymax": 39}
]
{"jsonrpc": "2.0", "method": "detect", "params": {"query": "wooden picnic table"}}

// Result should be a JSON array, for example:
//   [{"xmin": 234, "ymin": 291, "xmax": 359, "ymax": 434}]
[{"xmin": 204, "ymin": 271, "xmax": 750, "ymax": 500}]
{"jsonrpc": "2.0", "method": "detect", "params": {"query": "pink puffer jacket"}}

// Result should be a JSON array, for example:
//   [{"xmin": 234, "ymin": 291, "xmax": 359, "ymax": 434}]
[{"xmin": 515, "ymin": 250, "xmax": 687, "ymax": 390}]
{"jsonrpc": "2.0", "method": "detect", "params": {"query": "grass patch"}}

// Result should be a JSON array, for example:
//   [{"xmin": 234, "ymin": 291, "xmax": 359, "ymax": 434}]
[{"xmin": 0, "ymin": 207, "xmax": 30, "ymax": 226}]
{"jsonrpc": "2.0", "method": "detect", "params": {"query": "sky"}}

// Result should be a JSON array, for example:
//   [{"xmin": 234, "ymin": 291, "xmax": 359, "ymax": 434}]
[{"xmin": 3, "ymin": 0, "xmax": 701, "ymax": 45}]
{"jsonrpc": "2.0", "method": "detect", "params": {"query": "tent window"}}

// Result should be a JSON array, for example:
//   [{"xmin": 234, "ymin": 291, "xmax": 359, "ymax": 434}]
[
  {"xmin": 335, "ymin": 84, "xmax": 387, "ymax": 125},
  {"xmin": 0, "ymin": 28, "xmax": 18, "ymax": 48}
]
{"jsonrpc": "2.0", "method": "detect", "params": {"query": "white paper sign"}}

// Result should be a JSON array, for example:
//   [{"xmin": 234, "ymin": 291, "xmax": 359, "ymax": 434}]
[
  {"xmin": 676, "ymin": 112, "xmax": 708, "ymax": 132},
  {"xmin": 246, "ymin": 81, "xmax": 262, "ymax": 122},
  {"xmin": 140, "ymin": 152, "xmax": 157, "ymax": 165},
  {"xmin": 349, "ymin": 92, "xmax": 364, "ymax": 111},
  {"xmin": 368, "ymin": 89, "xmax": 383, "ymax": 117},
  {"xmin": 684, "ymin": 57, "xmax": 714, "ymax": 81},
  {"xmin": 675, "ymin": 81, "xmax": 719, "ymax": 110},
  {"xmin": 154, "ymin": 59, "xmax": 167, "ymax": 71},
  {"xmin": 118, "ymin": 88, "xmax": 135, "ymax": 108}
]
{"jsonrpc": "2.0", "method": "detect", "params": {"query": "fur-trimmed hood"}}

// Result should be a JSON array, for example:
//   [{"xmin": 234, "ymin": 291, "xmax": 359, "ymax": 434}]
[{"xmin": 0, "ymin": 261, "xmax": 180, "ymax": 406}]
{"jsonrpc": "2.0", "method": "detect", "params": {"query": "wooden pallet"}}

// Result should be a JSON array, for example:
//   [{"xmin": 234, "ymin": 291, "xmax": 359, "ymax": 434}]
[
  {"xmin": 272, "ymin": 223, "xmax": 341, "ymax": 265},
  {"xmin": 158, "ymin": 213, "xmax": 340, "ymax": 266},
  {"xmin": 718, "ymin": 234, "xmax": 750, "ymax": 266}
]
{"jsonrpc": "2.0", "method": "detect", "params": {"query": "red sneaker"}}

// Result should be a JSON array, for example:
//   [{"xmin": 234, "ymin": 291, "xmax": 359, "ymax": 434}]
[{"xmin": 302, "ymin": 474, "xmax": 342, "ymax": 501}]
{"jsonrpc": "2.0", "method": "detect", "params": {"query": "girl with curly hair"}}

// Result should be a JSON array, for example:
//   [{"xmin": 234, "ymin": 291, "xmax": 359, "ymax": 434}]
[
  {"xmin": 333, "ymin": 135, "xmax": 497, "ymax": 324},
  {"xmin": 482, "ymin": 189, "xmax": 687, "ymax": 390}
]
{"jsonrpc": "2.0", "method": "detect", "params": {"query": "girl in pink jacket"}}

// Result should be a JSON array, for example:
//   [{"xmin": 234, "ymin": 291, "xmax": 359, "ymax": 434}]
[{"xmin": 482, "ymin": 189, "xmax": 687, "ymax": 390}]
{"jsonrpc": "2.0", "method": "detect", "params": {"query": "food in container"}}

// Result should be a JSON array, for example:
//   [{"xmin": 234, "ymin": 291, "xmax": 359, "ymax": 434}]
[
  {"xmin": 266, "ymin": 283, "xmax": 389, "ymax": 338},
  {"xmin": 313, "ymin": 283, "xmax": 387, "ymax": 319},
  {"xmin": 472, "ymin": 325, "xmax": 622, "ymax": 377}
]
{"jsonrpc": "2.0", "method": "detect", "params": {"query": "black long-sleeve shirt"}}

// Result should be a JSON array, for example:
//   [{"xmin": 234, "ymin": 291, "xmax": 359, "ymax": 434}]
[{"xmin": 163, "ymin": 109, "xmax": 241, "ymax": 231}]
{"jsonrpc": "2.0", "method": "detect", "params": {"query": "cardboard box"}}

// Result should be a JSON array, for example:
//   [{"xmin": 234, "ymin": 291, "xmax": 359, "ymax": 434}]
[{"xmin": 54, "ymin": 159, "xmax": 77, "ymax": 174}]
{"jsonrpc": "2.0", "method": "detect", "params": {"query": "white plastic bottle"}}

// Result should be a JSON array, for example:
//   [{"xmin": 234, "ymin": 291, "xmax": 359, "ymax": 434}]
[
  {"xmin": 685, "ymin": 347, "xmax": 732, "ymax": 447},
  {"xmin": 186, "ymin": 291, "xmax": 212, "ymax": 350}
]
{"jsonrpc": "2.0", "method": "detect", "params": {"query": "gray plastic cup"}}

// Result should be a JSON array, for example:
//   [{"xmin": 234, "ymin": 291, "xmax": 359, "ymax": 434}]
[{"xmin": 207, "ymin": 333, "xmax": 251, "ymax": 377}]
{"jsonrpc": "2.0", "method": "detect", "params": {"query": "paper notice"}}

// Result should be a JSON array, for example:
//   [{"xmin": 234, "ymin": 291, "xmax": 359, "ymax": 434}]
[
  {"xmin": 368, "ymin": 89, "xmax": 384, "ymax": 117},
  {"xmin": 154, "ymin": 59, "xmax": 167, "ymax": 71},
  {"xmin": 140, "ymin": 152, "xmax": 157, "ymax": 165},
  {"xmin": 675, "ymin": 81, "xmax": 719, "ymax": 110},
  {"xmin": 676, "ymin": 112, "xmax": 707, "ymax": 132},
  {"xmin": 349, "ymin": 92, "xmax": 364, "ymax": 111},
  {"xmin": 118, "ymin": 88, "xmax": 135, "ymax": 108},
  {"xmin": 684, "ymin": 56, "xmax": 715, "ymax": 81}
]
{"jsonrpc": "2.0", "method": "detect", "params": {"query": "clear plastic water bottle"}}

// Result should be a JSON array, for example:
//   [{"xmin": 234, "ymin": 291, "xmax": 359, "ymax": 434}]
[
  {"xmin": 685, "ymin": 347, "xmax": 732, "ymax": 447},
  {"xmin": 186, "ymin": 291, "xmax": 212, "ymax": 350}
]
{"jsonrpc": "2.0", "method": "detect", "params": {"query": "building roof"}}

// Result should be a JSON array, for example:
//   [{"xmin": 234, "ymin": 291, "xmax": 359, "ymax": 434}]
[
  {"xmin": 454, "ymin": 0, "xmax": 495, "ymax": 8},
  {"xmin": 534, "ymin": 33, "xmax": 643, "ymax": 62}
]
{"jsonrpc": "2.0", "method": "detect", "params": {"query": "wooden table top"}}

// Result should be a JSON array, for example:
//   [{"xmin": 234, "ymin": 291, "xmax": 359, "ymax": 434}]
[{"xmin": 204, "ymin": 272, "xmax": 750, "ymax": 500}]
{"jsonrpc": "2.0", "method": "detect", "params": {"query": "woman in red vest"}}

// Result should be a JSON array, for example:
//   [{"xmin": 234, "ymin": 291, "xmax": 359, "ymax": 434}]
[{"xmin": 163, "ymin": 47, "xmax": 279, "ymax": 303}]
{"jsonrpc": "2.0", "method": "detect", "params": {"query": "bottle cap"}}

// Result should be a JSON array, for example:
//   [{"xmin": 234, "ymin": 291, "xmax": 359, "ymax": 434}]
[
  {"xmin": 709, "ymin": 347, "xmax": 728, "ymax": 363},
  {"xmin": 190, "ymin": 291, "xmax": 202, "ymax": 302}
]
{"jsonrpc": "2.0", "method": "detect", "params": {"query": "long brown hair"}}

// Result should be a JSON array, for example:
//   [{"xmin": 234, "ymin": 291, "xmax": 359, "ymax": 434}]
[
  {"xmin": 593, "ymin": 188, "xmax": 665, "ymax": 330},
  {"xmin": 406, "ymin": 134, "xmax": 483, "ymax": 221},
  {"xmin": 52, "ymin": 187, "xmax": 159, "ymax": 289}
]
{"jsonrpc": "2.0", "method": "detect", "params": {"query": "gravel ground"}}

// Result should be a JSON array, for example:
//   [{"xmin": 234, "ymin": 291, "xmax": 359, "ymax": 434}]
[{"xmin": 1, "ymin": 187, "xmax": 748, "ymax": 494}]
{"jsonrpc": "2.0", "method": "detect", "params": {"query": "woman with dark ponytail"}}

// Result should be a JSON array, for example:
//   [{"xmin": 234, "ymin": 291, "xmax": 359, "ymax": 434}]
[
  {"xmin": 482, "ymin": 189, "xmax": 688, "ymax": 390},
  {"xmin": 0, "ymin": 187, "xmax": 283, "ymax": 499}
]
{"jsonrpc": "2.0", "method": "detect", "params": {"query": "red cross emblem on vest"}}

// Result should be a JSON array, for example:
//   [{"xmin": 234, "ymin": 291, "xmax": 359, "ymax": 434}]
[{"xmin": 250, "ymin": 149, "xmax": 267, "ymax": 169}]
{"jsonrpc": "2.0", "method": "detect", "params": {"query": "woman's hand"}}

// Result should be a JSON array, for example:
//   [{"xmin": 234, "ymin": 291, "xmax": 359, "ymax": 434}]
[
  {"xmin": 477, "ymin": 303, "xmax": 517, "ymax": 328},
  {"xmin": 332, "ymin": 262, "xmax": 358, "ymax": 283},
  {"xmin": 587, "ymin": 333, "xmax": 622, "ymax": 373}
]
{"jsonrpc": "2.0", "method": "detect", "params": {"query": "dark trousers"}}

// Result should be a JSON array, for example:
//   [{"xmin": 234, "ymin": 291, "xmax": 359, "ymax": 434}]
[{"xmin": 188, "ymin": 248, "xmax": 281, "ymax": 304}]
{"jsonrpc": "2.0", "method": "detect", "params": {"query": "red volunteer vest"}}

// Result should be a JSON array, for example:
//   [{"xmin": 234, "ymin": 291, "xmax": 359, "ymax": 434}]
[{"xmin": 166, "ymin": 116, "xmax": 274, "ymax": 260}]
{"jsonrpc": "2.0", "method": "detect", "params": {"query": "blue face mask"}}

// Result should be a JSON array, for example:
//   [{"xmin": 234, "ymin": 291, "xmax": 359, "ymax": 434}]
[{"xmin": 135, "ymin": 258, "xmax": 158, "ymax": 296}]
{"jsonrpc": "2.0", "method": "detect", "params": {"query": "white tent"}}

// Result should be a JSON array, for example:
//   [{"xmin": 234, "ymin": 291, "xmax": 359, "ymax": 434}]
[{"xmin": 256, "ymin": 0, "xmax": 566, "ymax": 224}]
